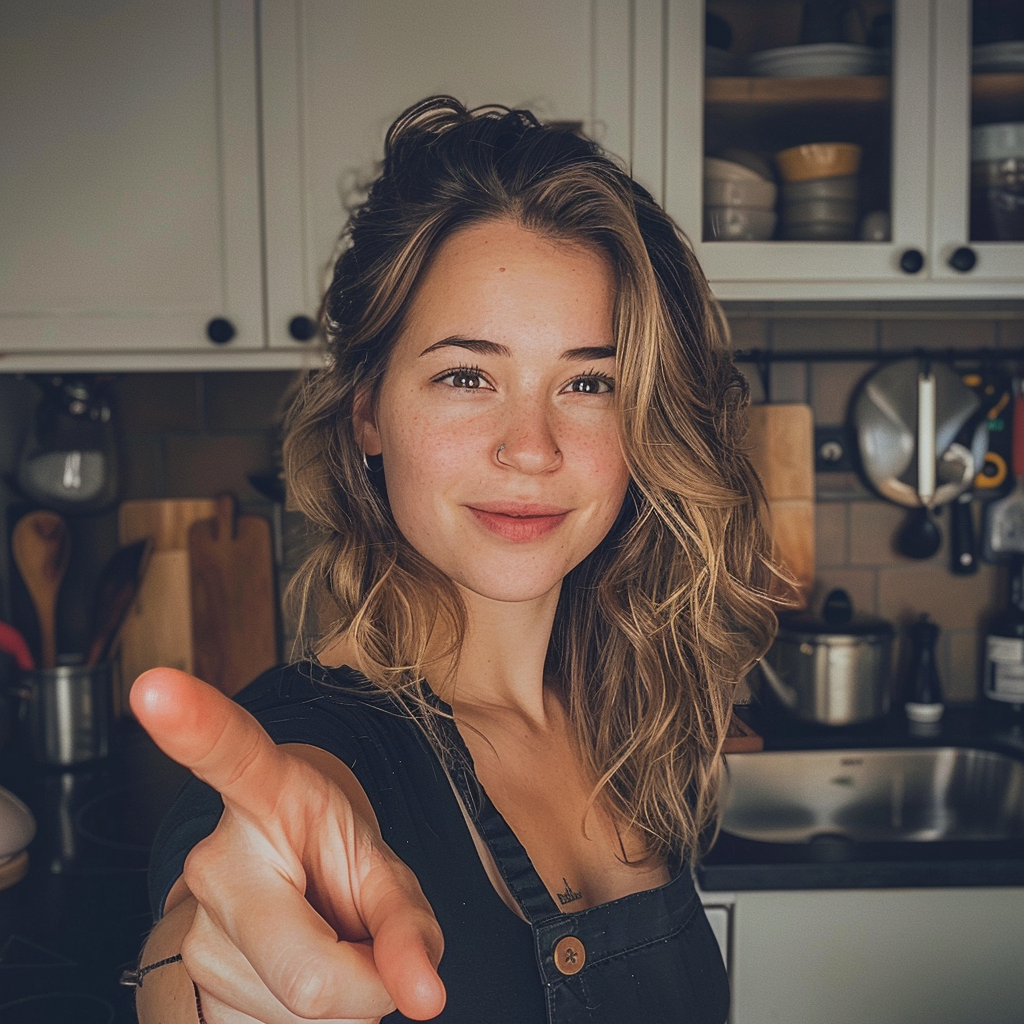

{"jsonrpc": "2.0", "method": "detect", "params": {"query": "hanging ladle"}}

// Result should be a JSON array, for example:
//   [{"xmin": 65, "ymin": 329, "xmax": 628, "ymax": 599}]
[{"xmin": 894, "ymin": 362, "xmax": 942, "ymax": 559}]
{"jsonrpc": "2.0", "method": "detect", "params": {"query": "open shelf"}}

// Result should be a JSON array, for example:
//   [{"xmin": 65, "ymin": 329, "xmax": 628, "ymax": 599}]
[{"xmin": 972, "ymin": 73, "xmax": 1024, "ymax": 123}]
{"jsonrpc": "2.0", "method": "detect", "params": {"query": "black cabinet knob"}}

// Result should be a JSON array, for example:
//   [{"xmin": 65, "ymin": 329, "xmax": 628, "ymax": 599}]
[
  {"xmin": 948, "ymin": 246, "xmax": 977, "ymax": 273},
  {"xmin": 899, "ymin": 248, "xmax": 925, "ymax": 274},
  {"xmin": 288, "ymin": 315, "xmax": 317, "ymax": 342},
  {"xmin": 206, "ymin": 317, "xmax": 236, "ymax": 344}
]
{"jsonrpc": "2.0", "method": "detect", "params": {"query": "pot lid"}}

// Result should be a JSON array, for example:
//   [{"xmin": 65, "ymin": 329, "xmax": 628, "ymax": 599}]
[{"xmin": 778, "ymin": 588, "xmax": 894, "ymax": 638}]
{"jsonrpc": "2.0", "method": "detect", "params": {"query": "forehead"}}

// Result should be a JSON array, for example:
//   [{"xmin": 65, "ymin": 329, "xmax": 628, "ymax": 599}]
[{"xmin": 400, "ymin": 218, "xmax": 615, "ymax": 333}]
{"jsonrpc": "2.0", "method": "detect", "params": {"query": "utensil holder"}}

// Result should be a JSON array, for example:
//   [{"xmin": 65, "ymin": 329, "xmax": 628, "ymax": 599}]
[{"xmin": 15, "ymin": 661, "xmax": 113, "ymax": 765}]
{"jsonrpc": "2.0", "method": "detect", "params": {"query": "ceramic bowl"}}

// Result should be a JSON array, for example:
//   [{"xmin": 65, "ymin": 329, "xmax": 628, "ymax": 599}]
[
  {"xmin": 704, "ymin": 155, "xmax": 768, "ymax": 183},
  {"xmin": 704, "ymin": 176, "xmax": 778, "ymax": 209},
  {"xmin": 781, "ymin": 174, "xmax": 859, "ymax": 202},
  {"xmin": 971, "ymin": 122, "xmax": 1024, "ymax": 161},
  {"xmin": 782, "ymin": 198, "xmax": 859, "ymax": 225},
  {"xmin": 704, "ymin": 206, "xmax": 777, "ymax": 241},
  {"xmin": 775, "ymin": 143, "xmax": 863, "ymax": 182}
]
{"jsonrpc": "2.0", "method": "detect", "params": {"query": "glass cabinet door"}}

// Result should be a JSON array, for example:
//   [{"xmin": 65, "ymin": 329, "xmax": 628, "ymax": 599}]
[
  {"xmin": 665, "ymin": 0, "xmax": 934, "ymax": 298},
  {"xmin": 932, "ymin": 0, "xmax": 1024, "ymax": 286}
]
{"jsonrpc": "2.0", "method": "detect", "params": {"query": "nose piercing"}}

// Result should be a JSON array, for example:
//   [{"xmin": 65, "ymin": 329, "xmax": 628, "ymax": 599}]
[{"xmin": 496, "ymin": 444, "xmax": 507, "ymax": 463}]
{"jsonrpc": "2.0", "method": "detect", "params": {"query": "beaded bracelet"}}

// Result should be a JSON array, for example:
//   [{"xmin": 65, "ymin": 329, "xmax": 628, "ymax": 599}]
[{"xmin": 120, "ymin": 953, "xmax": 207, "ymax": 1022}]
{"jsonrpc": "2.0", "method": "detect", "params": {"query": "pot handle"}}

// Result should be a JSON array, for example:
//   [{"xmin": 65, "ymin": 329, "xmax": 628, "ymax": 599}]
[{"xmin": 757, "ymin": 657, "xmax": 798, "ymax": 709}]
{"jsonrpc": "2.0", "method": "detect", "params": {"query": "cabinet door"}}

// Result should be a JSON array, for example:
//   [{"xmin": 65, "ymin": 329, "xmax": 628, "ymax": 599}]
[
  {"xmin": 931, "ymin": 0, "xmax": 1024, "ymax": 291},
  {"xmin": 0, "ymin": 0, "xmax": 263, "ymax": 357},
  {"xmin": 663, "ymin": 0, "xmax": 937, "ymax": 300},
  {"xmin": 261, "ymin": 0, "xmax": 631, "ymax": 349}
]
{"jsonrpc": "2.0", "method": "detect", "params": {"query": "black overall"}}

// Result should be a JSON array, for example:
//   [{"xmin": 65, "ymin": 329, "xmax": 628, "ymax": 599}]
[{"xmin": 149, "ymin": 664, "xmax": 730, "ymax": 1024}]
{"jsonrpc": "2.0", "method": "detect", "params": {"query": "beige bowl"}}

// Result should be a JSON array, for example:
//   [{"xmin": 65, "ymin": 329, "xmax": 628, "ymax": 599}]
[
  {"xmin": 775, "ymin": 143, "xmax": 862, "ymax": 183},
  {"xmin": 704, "ymin": 206, "xmax": 777, "ymax": 241}
]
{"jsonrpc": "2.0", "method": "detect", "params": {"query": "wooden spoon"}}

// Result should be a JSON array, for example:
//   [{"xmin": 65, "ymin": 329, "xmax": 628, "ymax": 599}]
[{"xmin": 12, "ymin": 511, "xmax": 71, "ymax": 670}]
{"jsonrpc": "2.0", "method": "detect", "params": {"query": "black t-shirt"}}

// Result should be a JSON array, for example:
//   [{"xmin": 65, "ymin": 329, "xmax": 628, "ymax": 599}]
[{"xmin": 148, "ymin": 663, "xmax": 728, "ymax": 1024}]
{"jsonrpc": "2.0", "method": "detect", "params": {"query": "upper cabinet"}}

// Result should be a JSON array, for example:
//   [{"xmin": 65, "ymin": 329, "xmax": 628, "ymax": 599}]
[
  {"xmin": 0, "ymin": 0, "xmax": 265, "ymax": 365},
  {"xmin": 658, "ymin": 0, "xmax": 1024, "ymax": 300},
  {"xmin": 259, "ymin": 0, "xmax": 630, "ymax": 349}
]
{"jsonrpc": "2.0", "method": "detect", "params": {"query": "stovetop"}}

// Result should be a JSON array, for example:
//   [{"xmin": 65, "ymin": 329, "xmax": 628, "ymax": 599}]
[{"xmin": 0, "ymin": 722, "xmax": 190, "ymax": 1022}]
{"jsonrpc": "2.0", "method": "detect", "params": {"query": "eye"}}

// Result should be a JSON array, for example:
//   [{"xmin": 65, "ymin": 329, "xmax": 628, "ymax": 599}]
[
  {"xmin": 432, "ymin": 366, "xmax": 491, "ymax": 390},
  {"xmin": 564, "ymin": 373, "xmax": 615, "ymax": 395}
]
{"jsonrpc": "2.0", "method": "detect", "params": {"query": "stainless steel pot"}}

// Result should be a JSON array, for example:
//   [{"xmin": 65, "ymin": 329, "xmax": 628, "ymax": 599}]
[{"xmin": 760, "ymin": 589, "xmax": 894, "ymax": 725}]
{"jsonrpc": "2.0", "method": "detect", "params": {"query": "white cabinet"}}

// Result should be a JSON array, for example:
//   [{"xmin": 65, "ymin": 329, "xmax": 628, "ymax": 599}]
[
  {"xmin": 0, "ymin": 0, "xmax": 265, "ymax": 365},
  {"xmin": 655, "ymin": 0, "xmax": 1024, "ymax": 300},
  {"xmin": 259, "ymin": 0, "xmax": 632, "ymax": 349},
  {"xmin": 703, "ymin": 886, "xmax": 1024, "ymax": 1024}
]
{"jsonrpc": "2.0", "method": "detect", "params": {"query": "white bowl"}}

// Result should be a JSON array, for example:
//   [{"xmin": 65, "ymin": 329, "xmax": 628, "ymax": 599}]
[
  {"xmin": 704, "ymin": 156, "xmax": 768, "ymax": 183},
  {"xmin": 972, "ymin": 42, "xmax": 1024, "ymax": 74},
  {"xmin": 704, "ymin": 176, "xmax": 778, "ymax": 209},
  {"xmin": 972, "ymin": 122, "xmax": 1024, "ymax": 161},
  {"xmin": 704, "ymin": 206, "xmax": 777, "ymax": 241},
  {"xmin": 747, "ymin": 43, "xmax": 888, "ymax": 78}
]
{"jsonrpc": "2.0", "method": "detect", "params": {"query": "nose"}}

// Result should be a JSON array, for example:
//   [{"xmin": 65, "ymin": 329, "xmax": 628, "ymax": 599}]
[{"xmin": 494, "ymin": 402, "xmax": 563, "ymax": 474}]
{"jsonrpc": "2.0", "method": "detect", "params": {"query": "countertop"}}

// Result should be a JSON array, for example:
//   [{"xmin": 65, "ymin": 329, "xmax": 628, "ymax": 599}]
[
  {"xmin": 698, "ymin": 701, "xmax": 1024, "ymax": 892},
  {"xmin": 0, "ymin": 721, "xmax": 189, "ymax": 1022}
]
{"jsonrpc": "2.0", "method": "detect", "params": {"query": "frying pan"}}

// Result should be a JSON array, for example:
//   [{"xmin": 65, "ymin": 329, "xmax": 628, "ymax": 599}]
[{"xmin": 854, "ymin": 359, "xmax": 988, "ymax": 510}]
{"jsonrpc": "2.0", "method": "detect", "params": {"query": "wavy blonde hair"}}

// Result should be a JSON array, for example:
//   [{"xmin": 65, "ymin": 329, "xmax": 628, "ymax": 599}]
[{"xmin": 282, "ymin": 97, "xmax": 778, "ymax": 864}]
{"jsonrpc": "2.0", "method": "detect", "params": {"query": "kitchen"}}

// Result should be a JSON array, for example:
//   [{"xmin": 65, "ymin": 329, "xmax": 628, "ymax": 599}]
[{"xmin": 1, "ymin": 1, "xmax": 1023, "ymax": 1022}]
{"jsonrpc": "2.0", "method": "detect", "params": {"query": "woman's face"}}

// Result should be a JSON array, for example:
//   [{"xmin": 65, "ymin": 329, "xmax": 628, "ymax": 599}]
[{"xmin": 355, "ymin": 218, "xmax": 630, "ymax": 607}]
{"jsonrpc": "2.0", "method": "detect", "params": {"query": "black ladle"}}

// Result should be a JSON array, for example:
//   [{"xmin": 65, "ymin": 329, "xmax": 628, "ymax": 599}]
[{"xmin": 895, "ymin": 506, "xmax": 942, "ymax": 559}]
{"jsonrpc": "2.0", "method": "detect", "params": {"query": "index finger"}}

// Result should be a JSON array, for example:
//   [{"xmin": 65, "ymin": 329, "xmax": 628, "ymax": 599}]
[{"xmin": 131, "ymin": 668, "xmax": 289, "ymax": 817}]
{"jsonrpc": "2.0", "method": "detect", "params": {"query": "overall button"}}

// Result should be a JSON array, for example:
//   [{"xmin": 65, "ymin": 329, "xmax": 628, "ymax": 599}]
[{"xmin": 553, "ymin": 935, "xmax": 586, "ymax": 975}]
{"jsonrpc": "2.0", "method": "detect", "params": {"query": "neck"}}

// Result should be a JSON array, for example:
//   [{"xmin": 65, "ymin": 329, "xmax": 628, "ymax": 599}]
[{"xmin": 429, "ymin": 583, "xmax": 561, "ymax": 725}]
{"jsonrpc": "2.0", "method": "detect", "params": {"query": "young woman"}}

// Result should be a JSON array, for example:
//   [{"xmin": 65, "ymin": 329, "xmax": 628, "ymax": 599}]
[{"xmin": 129, "ymin": 97, "xmax": 777, "ymax": 1024}]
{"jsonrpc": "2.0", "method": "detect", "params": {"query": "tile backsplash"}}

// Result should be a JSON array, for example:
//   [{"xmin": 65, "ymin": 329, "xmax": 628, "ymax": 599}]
[{"xmin": 2, "ymin": 308, "xmax": 1023, "ymax": 701}]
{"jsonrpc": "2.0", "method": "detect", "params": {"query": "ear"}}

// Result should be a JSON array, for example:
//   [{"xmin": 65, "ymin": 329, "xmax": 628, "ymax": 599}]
[{"xmin": 352, "ymin": 383, "xmax": 383, "ymax": 457}]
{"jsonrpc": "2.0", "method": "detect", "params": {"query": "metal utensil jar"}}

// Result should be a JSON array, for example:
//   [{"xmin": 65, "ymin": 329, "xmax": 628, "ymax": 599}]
[
  {"xmin": 16, "ymin": 662, "xmax": 112, "ymax": 765},
  {"xmin": 761, "ymin": 589, "xmax": 894, "ymax": 725}
]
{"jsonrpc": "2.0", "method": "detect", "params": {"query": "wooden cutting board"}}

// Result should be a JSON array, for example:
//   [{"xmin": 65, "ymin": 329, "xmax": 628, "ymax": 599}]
[
  {"xmin": 189, "ymin": 494, "xmax": 277, "ymax": 697},
  {"xmin": 746, "ymin": 403, "xmax": 815, "ymax": 609},
  {"xmin": 117, "ymin": 499, "xmax": 219, "ymax": 712}
]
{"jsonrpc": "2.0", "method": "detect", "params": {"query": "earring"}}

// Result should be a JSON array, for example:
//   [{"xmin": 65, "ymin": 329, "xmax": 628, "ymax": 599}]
[{"xmin": 362, "ymin": 450, "xmax": 371, "ymax": 471}]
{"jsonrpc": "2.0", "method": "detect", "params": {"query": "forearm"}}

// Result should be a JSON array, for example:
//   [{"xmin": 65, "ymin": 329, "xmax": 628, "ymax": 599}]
[{"xmin": 133, "ymin": 894, "xmax": 201, "ymax": 1023}]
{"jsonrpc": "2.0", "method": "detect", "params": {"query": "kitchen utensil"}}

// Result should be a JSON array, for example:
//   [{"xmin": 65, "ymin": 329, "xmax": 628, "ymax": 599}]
[
  {"xmin": 12, "ymin": 511, "xmax": 70, "ymax": 670},
  {"xmin": 894, "ymin": 365, "xmax": 943, "ymax": 559},
  {"xmin": 85, "ymin": 538, "xmax": 153, "ymax": 667},
  {"xmin": 189, "ymin": 493, "xmax": 277, "ymax": 696},
  {"xmin": 117, "ymin": 498, "xmax": 219, "ymax": 709},
  {"xmin": 747, "ymin": 43, "xmax": 886, "ymax": 77},
  {"xmin": 853, "ymin": 359, "xmax": 988, "ymax": 557},
  {"xmin": 0, "ymin": 621, "xmax": 35, "ymax": 672},
  {"xmin": 983, "ymin": 391, "xmax": 1024, "ymax": 560},
  {"xmin": 15, "ymin": 375, "xmax": 119, "ymax": 513},
  {"xmin": 759, "ymin": 588, "xmax": 894, "ymax": 725},
  {"xmin": 745, "ymin": 403, "xmax": 815, "ymax": 609},
  {"xmin": 0, "ymin": 785, "xmax": 34, "ymax": 891},
  {"xmin": 15, "ymin": 661, "xmax": 112, "ymax": 765}
]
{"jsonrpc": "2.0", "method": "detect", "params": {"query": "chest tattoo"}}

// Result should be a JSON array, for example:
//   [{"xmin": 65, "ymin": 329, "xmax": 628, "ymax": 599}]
[{"xmin": 556, "ymin": 878, "xmax": 582, "ymax": 905}]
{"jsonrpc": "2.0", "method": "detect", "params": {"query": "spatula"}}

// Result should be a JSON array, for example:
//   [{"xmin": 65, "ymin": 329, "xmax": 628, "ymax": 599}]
[
  {"xmin": 11, "ymin": 511, "xmax": 70, "ymax": 670},
  {"xmin": 85, "ymin": 538, "xmax": 154, "ymax": 667}
]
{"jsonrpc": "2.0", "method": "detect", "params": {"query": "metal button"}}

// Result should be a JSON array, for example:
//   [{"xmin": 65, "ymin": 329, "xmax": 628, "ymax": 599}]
[{"xmin": 553, "ymin": 935, "xmax": 586, "ymax": 975}]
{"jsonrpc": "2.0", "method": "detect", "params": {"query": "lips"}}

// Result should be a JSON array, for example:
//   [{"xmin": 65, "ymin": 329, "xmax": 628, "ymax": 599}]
[{"xmin": 466, "ymin": 503, "xmax": 570, "ymax": 543}]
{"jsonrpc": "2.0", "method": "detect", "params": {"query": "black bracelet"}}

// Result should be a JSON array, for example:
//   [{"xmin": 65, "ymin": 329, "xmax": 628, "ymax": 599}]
[{"xmin": 119, "ymin": 952, "xmax": 183, "ymax": 988}]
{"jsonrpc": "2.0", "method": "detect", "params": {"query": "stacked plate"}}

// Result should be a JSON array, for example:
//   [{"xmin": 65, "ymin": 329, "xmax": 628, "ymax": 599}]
[
  {"xmin": 703, "ymin": 156, "xmax": 777, "ymax": 241},
  {"xmin": 774, "ymin": 143, "xmax": 862, "ymax": 240},
  {"xmin": 747, "ymin": 43, "xmax": 888, "ymax": 77},
  {"xmin": 971, "ymin": 122, "xmax": 1024, "ymax": 241},
  {"xmin": 972, "ymin": 42, "xmax": 1024, "ymax": 74}
]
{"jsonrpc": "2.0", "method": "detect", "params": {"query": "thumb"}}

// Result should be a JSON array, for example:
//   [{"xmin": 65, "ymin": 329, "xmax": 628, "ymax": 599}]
[{"xmin": 130, "ymin": 668, "xmax": 288, "ymax": 817}]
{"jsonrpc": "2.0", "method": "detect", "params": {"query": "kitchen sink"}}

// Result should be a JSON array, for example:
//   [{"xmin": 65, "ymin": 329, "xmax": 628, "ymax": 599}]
[{"xmin": 720, "ymin": 746, "xmax": 1024, "ymax": 844}]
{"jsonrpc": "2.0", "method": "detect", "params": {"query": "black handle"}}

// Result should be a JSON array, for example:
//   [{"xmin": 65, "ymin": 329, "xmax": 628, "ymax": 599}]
[
  {"xmin": 948, "ymin": 246, "xmax": 977, "ymax": 273},
  {"xmin": 288, "ymin": 315, "xmax": 317, "ymax": 342},
  {"xmin": 899, "ymin": 248, "xmax": 925, "ymax": 274},
  {"xmin": 206, "ymin": 317, "xmax": 236, "ymax": 344},
  {"xmin": 949, "ymin": 492, "xmax": 978, "ymax": 575}
]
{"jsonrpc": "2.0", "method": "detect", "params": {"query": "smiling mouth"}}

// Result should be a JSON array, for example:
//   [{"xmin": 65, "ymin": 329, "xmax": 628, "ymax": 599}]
[{"xmin": 467, "ymin": 505, "xmax": 569, "ymax": 543}]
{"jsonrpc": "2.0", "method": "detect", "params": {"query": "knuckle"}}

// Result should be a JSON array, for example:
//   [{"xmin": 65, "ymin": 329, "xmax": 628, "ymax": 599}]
[{"xmin": 276, "ymin": 961, "xmax": 335, "ymax": 1019}]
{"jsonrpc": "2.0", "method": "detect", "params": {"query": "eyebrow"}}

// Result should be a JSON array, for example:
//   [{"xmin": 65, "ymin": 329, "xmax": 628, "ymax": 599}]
[{"xmin": 419, "ymin": 336, "xmax": 616, "ymax": 361}]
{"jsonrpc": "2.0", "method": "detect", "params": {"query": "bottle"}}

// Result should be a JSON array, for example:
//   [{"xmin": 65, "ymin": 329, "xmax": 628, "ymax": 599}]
[
  {"xmin": 903, "ymin": 615, "xmax": 944, "ymax": 724},
  {"xmin": 982, "ymin": 555, "xmax": 1024, "ymax": 714}
]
